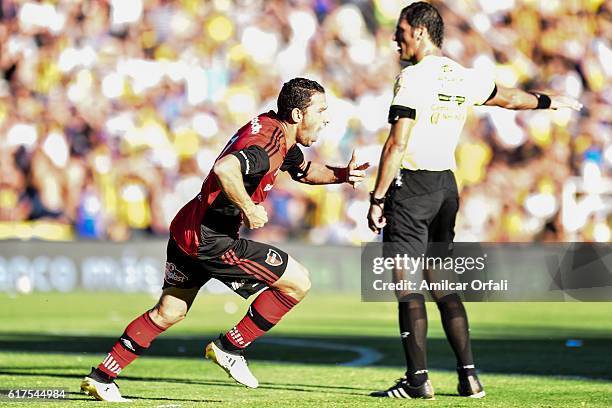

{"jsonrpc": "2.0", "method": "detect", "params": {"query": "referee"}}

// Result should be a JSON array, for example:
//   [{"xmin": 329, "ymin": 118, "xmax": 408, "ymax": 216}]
[{"xmin": 367, "ymin": 2, "xmax": 582, "ymax": 400}]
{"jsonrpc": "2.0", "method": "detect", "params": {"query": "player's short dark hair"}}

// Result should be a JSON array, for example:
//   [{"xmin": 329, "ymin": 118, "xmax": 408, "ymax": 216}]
[
  {"xmin": 277, "ymin": 78, "xmax": 325, "ymax": 121},
  {"xmin": 400, "ymin": 2, "xmax": 444, "ymax": 48}
]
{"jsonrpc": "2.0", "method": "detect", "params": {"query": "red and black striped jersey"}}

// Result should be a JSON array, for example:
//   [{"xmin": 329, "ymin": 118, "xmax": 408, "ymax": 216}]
[{"xmin": 170, "ymin": 111, "xmax": 306, "ymax": 257}]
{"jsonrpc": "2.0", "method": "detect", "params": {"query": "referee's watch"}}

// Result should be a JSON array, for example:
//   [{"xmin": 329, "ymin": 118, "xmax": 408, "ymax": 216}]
[{"xmin": 369, "ymin": 191, "xmax": 386, "ymax": 206}]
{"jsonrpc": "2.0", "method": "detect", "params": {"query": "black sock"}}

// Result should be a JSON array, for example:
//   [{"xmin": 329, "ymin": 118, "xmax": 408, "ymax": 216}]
[
  {"xmin": 89, "ymin": 367, "xmax": 113, "ymax": 384},
  {"xmin": 436, "ymin": 294, "xmax": 476, "ymax": 378},
  {"xmin": 219, "ymin": 334, "xmax": 241, "ymax": 352},
  {"xmin": 398, "ymin": 294, "xmax": 428, "ymax": 385}
]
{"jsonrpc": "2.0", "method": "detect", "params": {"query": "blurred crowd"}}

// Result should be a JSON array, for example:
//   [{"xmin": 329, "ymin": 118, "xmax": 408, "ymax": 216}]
[{"xmin": 0, "ymin": 0, "xmax": 610, "ymax": 244}]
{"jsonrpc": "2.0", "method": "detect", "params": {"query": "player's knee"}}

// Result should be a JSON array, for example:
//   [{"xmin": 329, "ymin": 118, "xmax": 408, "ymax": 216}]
[
  {"xmin": 283, "ymin": 261, "xmax": 311, "ymax": 300},
  {"xmin": 150, "ymin": 303, "xmax": 187, "ymax": 328},
  {"xmin": 297, "ymin": 267, "xmax": 312, "ymax": 299},
  {"xmin": 298, "ymin": 266, "xmax": 312, "ymax": 296}
]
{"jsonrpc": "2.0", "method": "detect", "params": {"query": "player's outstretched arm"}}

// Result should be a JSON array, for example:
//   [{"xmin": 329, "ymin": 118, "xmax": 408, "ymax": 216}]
[
  {"xmin": 484, "ymin": 85, "xmax": 583, "ymax": 111},
  {"xmin": 297, "ymin": 151, "xmax": 370, "ymax": 187},
  {"xmin": 213, "ymin": 155, "xmax": 268, "ymax": 229}
]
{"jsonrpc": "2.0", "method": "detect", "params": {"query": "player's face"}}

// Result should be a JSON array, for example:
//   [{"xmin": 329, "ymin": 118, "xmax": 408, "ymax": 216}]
[
  {"xmin": 296, "ymin": 92, "xmax": 328, "ymax": 147},
  {"xmin": 394, "ymin": 19, "xmax": 418, "ymax": 64}
]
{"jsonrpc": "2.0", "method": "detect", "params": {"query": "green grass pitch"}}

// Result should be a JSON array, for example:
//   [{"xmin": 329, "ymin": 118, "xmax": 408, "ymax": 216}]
[{"xmin": 1, "ymin": 292, "xmax": 611, "ymax": 407}]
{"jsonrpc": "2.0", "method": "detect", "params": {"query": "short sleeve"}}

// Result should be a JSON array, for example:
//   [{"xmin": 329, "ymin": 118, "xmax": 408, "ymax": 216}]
[
  {"xmin": 469, "ymin": 66, "xmax": 496, "ymax": 105},
  {"xmin": 230, "ymin": 145, "xmax": 270, "ymax": 176},
  {"xmin": 281, "ymin": 145, "xmax": 308, "ymax": 180},
  {"xmin": 388, "ymin": 70, "xmax": 417, "ymax": 124}
]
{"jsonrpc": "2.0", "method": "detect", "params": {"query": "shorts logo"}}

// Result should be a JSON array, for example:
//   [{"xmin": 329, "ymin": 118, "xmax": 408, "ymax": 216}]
[
  {"xmin": 265, "ymin": 249, "xmax": 283, "ymax": 267},
  {"xmin": 164, "ymin": 262, "xmax": 188, "ymax": 285},
  {"xmin": 231, "ymin": 280, "xmax": 245, "ymax": 291}
]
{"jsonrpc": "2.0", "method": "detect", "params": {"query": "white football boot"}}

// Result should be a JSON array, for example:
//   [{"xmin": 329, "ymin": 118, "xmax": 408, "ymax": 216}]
[
  {"xmin": 81, "ymin": 368, "xmax": 130, "ymax": 402},
  {"xmin": 205, "ymin": 338, "xmax": 258, "ymax": 388}
]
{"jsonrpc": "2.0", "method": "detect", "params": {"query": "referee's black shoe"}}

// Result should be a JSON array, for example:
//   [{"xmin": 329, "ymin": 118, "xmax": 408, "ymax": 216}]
[
  {"xmin": 369, "ymin": 377, "xmax": 435, "ymax": 399},
  {"xmin": 458, "ymin": 374, "xmax": 485, "ymax": 398}
]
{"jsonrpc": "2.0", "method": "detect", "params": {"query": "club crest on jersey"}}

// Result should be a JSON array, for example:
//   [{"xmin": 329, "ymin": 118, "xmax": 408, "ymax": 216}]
[
  {"xmin": 265, "ymin": 249, "xmax": 283, "ymax": 267},
  {"xmin": 164, "ymin": 262, "xmax": 188, "ymax": 284}
]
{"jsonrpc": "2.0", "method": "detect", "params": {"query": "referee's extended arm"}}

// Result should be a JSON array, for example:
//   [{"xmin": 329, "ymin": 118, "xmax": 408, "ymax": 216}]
[
  {"xmin": 368, "ymin": 117, "xmax": 416, "ymax": 233},
  {"xmin": 484, "ymin": 85, "xmax": 582, "ymax": 111}
]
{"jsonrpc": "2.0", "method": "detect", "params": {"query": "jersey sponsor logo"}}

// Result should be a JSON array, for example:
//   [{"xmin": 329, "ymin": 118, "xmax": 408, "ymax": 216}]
[
  {"xmin": 263, "ymin": 183, "xmax": 273, "ymax": 191},
  {"xmin": 437, "ymin": 93, "xmax": 466, "ymax": 105},
  {"xmin": 251, "ymin": 117, "xmax": 262, "ymax": 134},
  {"xmin": 121, "ymin": 337, "xmax": 136, "ymax": 352},
  {"xmin": 164, "ymin": 262, "xmax": 188, "ymax": 284},
  {"xmin": 265, "ymin": 249, "xmax": 283, "ymax": 267},
  {"xmin": 430, "ymin": 111, "xmax": 466, "ymax": 125}
]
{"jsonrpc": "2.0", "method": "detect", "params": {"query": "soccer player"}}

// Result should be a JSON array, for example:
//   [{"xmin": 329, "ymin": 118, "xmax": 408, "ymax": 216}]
[
  {"xmin": 367, "ymin": 2, "xmax": 581, "ymax": 400},
  {"xmin": 81, "ymin": 78, "xmax": 369, "ymax": 402}
]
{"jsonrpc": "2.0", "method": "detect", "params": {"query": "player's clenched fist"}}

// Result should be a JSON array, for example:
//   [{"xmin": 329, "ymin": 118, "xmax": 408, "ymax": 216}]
[{"xmin": 243, "ymin": 204, "xmax": 268, "ymax": 229}]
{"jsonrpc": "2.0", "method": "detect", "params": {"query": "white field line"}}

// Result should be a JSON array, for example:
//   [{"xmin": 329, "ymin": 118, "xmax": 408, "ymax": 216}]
[
  {"xmin": 257, "ymin": 337, "xmax": 383, "ymax": 367},
  {"xmin": 42, "ymin": 331, "xmax": 384, "ymax": 367}
]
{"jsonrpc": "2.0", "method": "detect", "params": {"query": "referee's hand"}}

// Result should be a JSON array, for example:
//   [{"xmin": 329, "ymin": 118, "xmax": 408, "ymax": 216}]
[
  {"xmin": 368, "ymin": 204, "xmax": 386, "ymax": 234},
  {"xmin": 550, "ymin": 94, "xmax": 583, "ymax": 111}
]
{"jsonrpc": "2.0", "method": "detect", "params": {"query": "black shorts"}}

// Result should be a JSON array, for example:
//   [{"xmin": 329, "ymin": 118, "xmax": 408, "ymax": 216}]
[
  {"xmin": 383, "ymin": 169, "xmax": 459, "ymax": 258},
  {"xmin": 163, "ymin": 225, "xmax": 289, "ymax": 299}
]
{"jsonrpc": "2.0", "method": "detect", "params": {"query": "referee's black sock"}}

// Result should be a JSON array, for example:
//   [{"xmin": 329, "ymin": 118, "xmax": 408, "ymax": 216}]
[
  {"xmin": 436, "ymin": 293, "xmax": 476, "ymax": 378},
  {"xmin": 398, "ymin": 294, "xmax": 428, "ymax": 386}
]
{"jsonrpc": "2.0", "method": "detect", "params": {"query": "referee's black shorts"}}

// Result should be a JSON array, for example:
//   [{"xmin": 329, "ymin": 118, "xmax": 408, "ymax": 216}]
[
  {"xmin": 383, "ymin": 169, "xmax": 459, "ymax": 258},
  {"xmin": 163, "ymin": 225, "xmax": 289, "ymax": 299}
]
